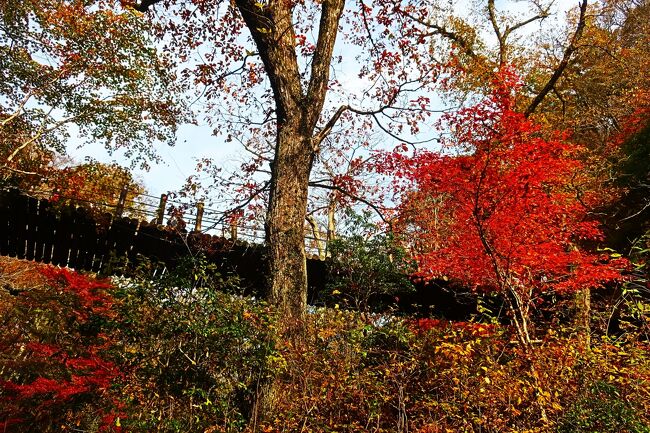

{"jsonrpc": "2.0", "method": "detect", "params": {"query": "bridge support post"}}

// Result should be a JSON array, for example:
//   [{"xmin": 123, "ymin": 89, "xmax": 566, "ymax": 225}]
[{"xmin": 156, "ymin": 194, "xmax": 167, "ymax": 225}]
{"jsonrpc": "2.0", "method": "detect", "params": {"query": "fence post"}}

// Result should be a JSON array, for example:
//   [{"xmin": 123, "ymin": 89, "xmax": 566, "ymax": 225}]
[
  {"xmin": 156, "ymin": 194, "xmax": 168, "ymax": 225},
  {"xmin": 114, "ymin": 185, "xmax": 128, "ymax": 218},
  {"xmin": 229, "ymin": 221, "xmax": 238, "ymax": 241},
  {"xmin": 194, "ymin": 202, "xmax": 204, "ymax": 232}
]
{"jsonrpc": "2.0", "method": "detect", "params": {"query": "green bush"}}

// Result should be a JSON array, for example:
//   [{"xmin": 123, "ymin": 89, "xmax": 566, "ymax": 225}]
[
  {"xmin": 326, "ymin": 210, "xmax": 415, "ymax": 312},
  {"xmin": 558, "ymin": 381, "xmax": 650, "ymax": 433},
  {"xmin": 112, "ymin": 264, "xmax": 277, "ymax": 433}
]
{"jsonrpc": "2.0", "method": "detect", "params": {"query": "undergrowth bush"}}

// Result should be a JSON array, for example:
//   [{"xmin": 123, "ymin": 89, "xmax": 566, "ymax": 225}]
[
  {"xmin": 558, "ymin": 380, "xmax": 650, "ymax": 433},
  {"xmin": 1, "ymin": 258, "xmax": 648, "ymax": 433},
  {"xmin": 0, "ymin": 267, "xmax": 124, "ymax": 432},
  {"xmin": 112, "ymin": 264, "xmax": 276, "ymax": 433},
  {"xmin": 326, "ymin": 210, "xmax": 415, "ymax": 312},
  {"xmin": 0, "ymin": 259, "xmax": 276, "ymax": 433},
  {"xmin": 261, "ymin": 314, "xmax": 649, "ymax": 433}
]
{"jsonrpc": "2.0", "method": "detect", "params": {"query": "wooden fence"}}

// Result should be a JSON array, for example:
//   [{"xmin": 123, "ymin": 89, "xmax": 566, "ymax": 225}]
[
  {"xmin": 0, "ymin": 188, "xmax": 480, "ymax": 316},
  {"xmin": 0, "ymin": 188, "xmax": 326, "ymax": 297}
]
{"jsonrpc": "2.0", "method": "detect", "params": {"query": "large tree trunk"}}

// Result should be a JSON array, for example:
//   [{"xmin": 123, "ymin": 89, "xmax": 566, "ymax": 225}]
[
  {"xmin": 235, "ymin": 0, "xmax": 344, "ymax": 318},
  {"xmin": 250, "ymin": 123, "xmax": 315, "ymax": 430},
  {"xmin": 265, "ymin": 125, "xmax": 314, "ymax": 320},
  {"xmin": 234, "ymin": 1, "xmax": 345, "ymax": 428}
]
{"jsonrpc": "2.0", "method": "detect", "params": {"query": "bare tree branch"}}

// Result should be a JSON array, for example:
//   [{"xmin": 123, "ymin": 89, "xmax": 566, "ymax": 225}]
[
  {"xmin": 309, "ymin": 180, "xmax": 390, "ymax": 226},
  {"xmin": 525, "ymin": 0, "xmax": 588, "ymax": 117},
  {"xmin": 313, "ymin": 105, "xmax": 348, "ymax": 149},
  {"xmin": 401, "ymin": 10, "xmax": 477, "ymax": 58},
  {"xmin": 1, "ymin": 92, "xmax": 33, "ymax": 127},
  {"xmin": 489, "ymin": 0, "xmax": 550, "ymax": 65},
  {"xmin": 122, "ymin": 0, "xmax": 161, "ymax": 12},
  {"xmin": 206, "ymin": 180, "xmax": 271, "ymax": 228},
  {"xmin": 0, "ymin": 165, "xmax": 41, "ymax": 176}
]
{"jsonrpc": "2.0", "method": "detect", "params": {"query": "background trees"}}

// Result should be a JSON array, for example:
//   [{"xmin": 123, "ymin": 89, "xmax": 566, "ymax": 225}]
[
  {"xmin": 0, "ymin": 0, "xmax": 182, "ymax": 186},
  {"xmin": 2, "ymin": 0, "xmax": 640, "ymax": 341},
  {"xmin": 46, "ymin": 161, "xmax": 148, "ymax": 217},
  {"xmin": 105, "ymin": 0, "xmax": 645, "ymax": 341},
  {"xmin": 527, "ymin": 0, "xmax": 650, "ymax": 143}
]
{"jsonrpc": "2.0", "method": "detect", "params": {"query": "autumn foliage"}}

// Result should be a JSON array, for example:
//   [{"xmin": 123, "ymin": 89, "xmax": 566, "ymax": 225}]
[
  {"xmin": 384, "ymin": 70, "xmax": 626, "ymax": 344},
  {"xmin": 1, "ymin": 0, "xmax": 649, "ymax": 429},
  {"xmin": 0, "ymin": 267, "xmax": 123, "ymax": 432},
  {"xmin": 0, "ymin": 260, "xmax": 647, "ymax": 432}
]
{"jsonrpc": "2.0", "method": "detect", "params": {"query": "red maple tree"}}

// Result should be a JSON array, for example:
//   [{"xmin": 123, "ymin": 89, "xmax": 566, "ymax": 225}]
[{"xmin": 386, "ymin": 69, "xmax": 626, "ymax": 345}]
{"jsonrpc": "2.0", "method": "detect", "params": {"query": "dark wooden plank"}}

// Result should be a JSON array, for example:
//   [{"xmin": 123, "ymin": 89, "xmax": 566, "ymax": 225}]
[
  {"xmin": 123, "ymin": 218, "xmax": 140, "ymax": 270},
  {"xmin": 69, "ymin": 206, "xmax": 94, "ymax": 270},
  {"xmin": 132, "ymin": 221, "xmax": 168, "ymax": 275},
  {"xmin": 13, "ymin": 193, "xmax": 29, "ymax": 259},
  {"xmin": 34, "ymin": 199, "xmax": 46, "ymax": 261},
  {"xmin": 4, "ymin": 190, "xmax": 17, "ymax": 257},
  {"xmin": 25, "ymin": 196, "xmax": 39, "ymax": 261},
  {"xmin": 40, "ymin": 200, "xmax": 56, "ymax": 264},
  {"xmin": 0, "ymin": 190, "xmax": 11, "ymax": 256},
  {"xmin": 102, "ymin": 216, "xmax": 137, "ymax": 273},
  {"xmin": 52, "ymin": 206, "xmax": 74, "ymax": 266},
  {"xmin": 162, "ymin": 228, "xmax": 186, "ymax": 269},
  {"xmin": 81, "ymin": 209, "xmax": 99, "ymax": 271},
  {"xmin": 93, "ymin": 213, "xmax": 112, "ymax": 272},
  {"xmin": 67, "ymin": 207, "xmax": 82, "ymax": 269},
  {"xmin": 114, "ymin": 217, "xmax": 136, "ymax": 258},
  {"xmin": 5, "ymin": 190, "xmax": 17, "ymax": 257}
]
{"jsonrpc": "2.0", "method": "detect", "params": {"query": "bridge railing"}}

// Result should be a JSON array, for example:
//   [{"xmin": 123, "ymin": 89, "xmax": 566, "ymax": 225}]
[{"xmin": 13, "ymin": 186, "xmax": 329, "ymax": 258}]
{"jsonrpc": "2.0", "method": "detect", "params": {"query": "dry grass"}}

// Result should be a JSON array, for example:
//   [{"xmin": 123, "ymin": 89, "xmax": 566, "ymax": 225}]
[{"xmin": 0, "ymin": 256, "xmax": 50, "ymax": 308}]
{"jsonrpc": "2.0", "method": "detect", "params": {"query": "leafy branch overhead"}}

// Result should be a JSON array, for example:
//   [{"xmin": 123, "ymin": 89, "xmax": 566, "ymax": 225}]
[{"xmin": 0, "ymin": 0, "xmax": 185, "ymax": 179}]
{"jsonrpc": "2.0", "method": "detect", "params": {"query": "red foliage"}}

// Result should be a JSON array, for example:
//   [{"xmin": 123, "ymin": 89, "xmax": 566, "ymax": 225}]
[
  {"xmin": 414, "ymin": 318, "xmax": 497, "ymax": 337},
  {"xmin": 383, "ymin": 69, "xmax": 627, "ymax": 343},
  {"xmin": 388, "ymin": 69, "xmax": 624, "ymax": 293},
  {"xmin": 40, "ymin": 267, "xmax": 116, "ymax": 319},
  {"xmin": 0, "ymin": 266, "xmax": 124, "ymax": 431},
  {"xmin": 614, "ymin": 89, "xmax": 650, "ymax": 146}
]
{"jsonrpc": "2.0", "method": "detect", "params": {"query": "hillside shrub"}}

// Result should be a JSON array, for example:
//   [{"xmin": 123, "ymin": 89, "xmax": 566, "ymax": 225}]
[
  {"xmin": 261, "ymin": 313, "xmax": 650, "ymax": 433},
  {"xmin": 0, "ymin": 267, "xmax": 124, "ymax": 432},
  {"xmin": 111, "ymin": 263, "xmax": 276, "ymax": 433},
  {"xmin": 558, "ymin": 381, "xmax": 650, "ymax": 433},
  {"xmin": 1, "ymin": 259, "xmax": 648, "ymax": 433},
  {"xmin": 326, "ymin": 211, "xmax": 415, "ymax": 312}
]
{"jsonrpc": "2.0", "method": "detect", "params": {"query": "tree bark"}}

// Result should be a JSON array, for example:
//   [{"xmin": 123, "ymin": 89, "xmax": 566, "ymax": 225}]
[{"xmin": 265, "ymin": 125, "xmax": 313, "ymax": 319}]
